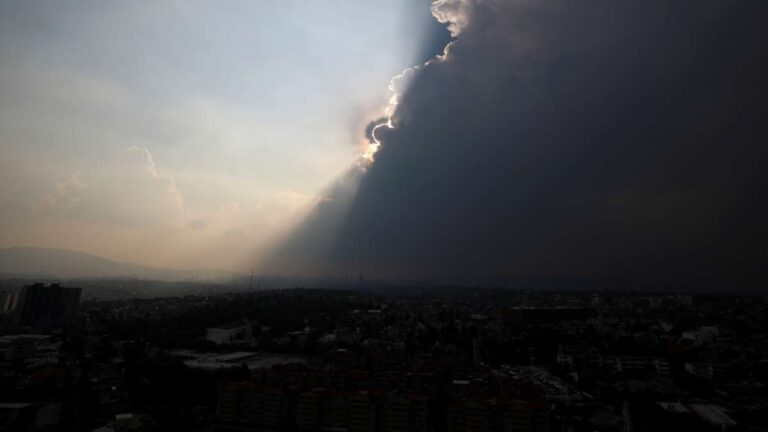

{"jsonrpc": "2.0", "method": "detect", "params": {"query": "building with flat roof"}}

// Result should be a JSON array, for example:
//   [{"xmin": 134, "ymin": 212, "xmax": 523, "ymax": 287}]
[{"xmin": 206, "ymin": 323, "xmax": 252, "ymax": 345}]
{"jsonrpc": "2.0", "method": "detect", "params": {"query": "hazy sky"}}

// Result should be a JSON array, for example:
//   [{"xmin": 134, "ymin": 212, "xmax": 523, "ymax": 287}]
[{"xmin": 0, "ymin": 0, "xmax": 444, "ymax": 270}]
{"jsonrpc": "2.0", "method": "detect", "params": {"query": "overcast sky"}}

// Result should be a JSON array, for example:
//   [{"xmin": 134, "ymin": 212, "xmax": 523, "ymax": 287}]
[{"xmin": 0, "ymin": 0, "xmax": 444, "ymax": 270}]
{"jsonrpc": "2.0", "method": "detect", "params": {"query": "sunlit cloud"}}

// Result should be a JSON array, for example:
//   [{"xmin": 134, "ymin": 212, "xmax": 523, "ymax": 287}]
[{"xmin": 359, "ymin": 63, "xmax": 428, "ymax": 165}]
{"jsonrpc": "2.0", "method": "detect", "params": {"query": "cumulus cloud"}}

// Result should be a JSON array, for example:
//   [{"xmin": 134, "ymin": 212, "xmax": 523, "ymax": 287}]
[
  {"xmin": 266, "ymin": 0, "xmax": 768, "ymax": 289},
  {"xmin": 129, "ymin": 146, "xmax": 187, "ymax": 220},
  {"xmin": 36, "ymin": 147, "xmax": 187, "ymax": 227},
  {"xmin": 40, "ymin": 171, "xmax": 86, "ymax": 208},
  {"xmin": 431, "ymin": 0, "xmax": 473, "ymax": 36}
]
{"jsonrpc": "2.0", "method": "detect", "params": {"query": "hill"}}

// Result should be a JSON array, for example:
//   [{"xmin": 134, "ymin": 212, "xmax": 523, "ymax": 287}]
[{"xmin": 0, "ymin": 247, "xmax": 237, "ymax": 281}]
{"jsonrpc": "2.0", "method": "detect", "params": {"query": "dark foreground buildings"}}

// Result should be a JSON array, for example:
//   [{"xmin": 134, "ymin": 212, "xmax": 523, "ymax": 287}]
[
  {"xmin": 9, "ymin": 283, "xmax": 81, "ymax": 329},
  {"xmin": 0, "ymin": 285, "xmax": 766, "ymax": 431}
]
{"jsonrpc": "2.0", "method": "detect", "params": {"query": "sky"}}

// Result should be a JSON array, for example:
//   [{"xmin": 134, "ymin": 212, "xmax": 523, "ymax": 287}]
[
  {"xmin": 3, "ymin": 1, "xmax": 767, "ymax": 290},
  {"xmin": 0, "ymin": 0, "xmax": 447, "ymax": 271},
  {"xmin": 266, "ymin": 0, "xmax": 768, "ymax": 290}
]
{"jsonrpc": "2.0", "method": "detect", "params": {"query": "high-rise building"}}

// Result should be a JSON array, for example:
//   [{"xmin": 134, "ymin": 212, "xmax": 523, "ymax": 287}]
[
  {"xmin": 11, "ymin": 283, "xmax": 81, "ymax": 329},
  {"xmin": 1, "ymin": 291, "xmax": 19, "ymax": 314}
]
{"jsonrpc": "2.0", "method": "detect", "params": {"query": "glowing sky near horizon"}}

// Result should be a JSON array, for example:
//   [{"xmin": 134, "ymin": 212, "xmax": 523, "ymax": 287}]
[{"xmin": 0, "ymin": 0, "xmax": 441, "ymax": 271}]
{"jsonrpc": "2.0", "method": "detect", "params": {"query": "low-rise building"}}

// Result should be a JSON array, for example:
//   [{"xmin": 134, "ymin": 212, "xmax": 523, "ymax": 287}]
[{"xmin": 206, "ymin": 323, "xmax": 252, "ymax": 345}]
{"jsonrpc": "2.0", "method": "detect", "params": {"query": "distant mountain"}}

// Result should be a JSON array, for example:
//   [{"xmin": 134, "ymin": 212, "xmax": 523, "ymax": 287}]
[{"xmin": 0, "ymin": 247, "xmax": 240, "ymax": 281}]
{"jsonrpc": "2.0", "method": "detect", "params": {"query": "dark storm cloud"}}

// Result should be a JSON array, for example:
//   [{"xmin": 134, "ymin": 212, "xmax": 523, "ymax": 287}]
[{"xmin": 266, "ymin": 0, "xmax": 768, "ymax": 290}]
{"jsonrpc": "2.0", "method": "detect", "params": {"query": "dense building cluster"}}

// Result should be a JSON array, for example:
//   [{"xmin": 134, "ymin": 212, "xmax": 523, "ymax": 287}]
[{"xmin": 0, "ymin": 284, "xmax": 766, "ymax": 431}]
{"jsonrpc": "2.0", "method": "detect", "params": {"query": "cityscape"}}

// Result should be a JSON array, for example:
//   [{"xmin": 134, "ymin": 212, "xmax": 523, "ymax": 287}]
[
  {"xmin": 0, "ymin": 282, "xmax": 766, "ymax": 431},
  {"xmin": 1, "ymin": 0, "xmax": 767, "ymax": 431}
]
